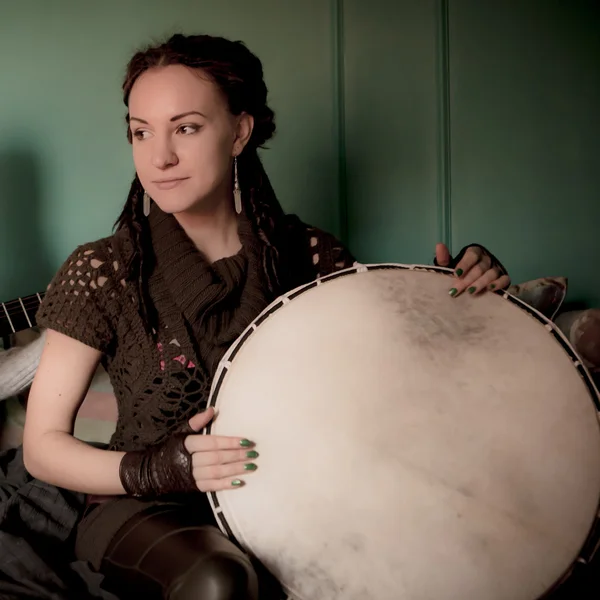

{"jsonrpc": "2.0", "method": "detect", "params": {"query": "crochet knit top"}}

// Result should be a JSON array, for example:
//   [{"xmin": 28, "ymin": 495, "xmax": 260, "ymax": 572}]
[{"xmin": 36, "ymin": 203, "xmax": 355, "ymax": 453}]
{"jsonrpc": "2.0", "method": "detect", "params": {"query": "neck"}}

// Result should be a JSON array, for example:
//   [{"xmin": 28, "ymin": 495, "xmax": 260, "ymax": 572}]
[{"xmin": 174, "ymin": 200, "xmax": 241, "ymax": 264}]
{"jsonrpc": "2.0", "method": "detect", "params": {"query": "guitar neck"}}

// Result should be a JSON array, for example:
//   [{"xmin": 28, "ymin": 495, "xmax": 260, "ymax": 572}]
[{"xmin": 0, "ymin": 292, "xmax": 45, "ymax": 338}]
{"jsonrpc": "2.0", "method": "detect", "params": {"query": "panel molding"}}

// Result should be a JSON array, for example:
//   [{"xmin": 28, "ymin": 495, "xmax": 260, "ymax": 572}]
[
  {"xmin": 332, "ymin": 0, "xmax": 348, "ymax": 243},
  {"xmin": 436, "ymin": 0, "xmax": 452, "ymax": 249}
]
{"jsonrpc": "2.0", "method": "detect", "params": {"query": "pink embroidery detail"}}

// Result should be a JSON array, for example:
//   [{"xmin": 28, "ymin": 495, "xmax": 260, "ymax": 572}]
[
  {"xmin": 157, "ymin": 342, "xmax": 166, "ymax": 370},
  {"xmin": 173, "ymin": 354, "xmax": 186, "ymax": 365},
  {"xmin": 187, "ymin": 360, "xmax": 195, "ymax": 369}
]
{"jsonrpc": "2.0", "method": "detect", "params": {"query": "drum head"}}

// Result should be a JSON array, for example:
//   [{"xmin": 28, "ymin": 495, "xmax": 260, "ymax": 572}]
[{"xmin": 206, "ymin": 265, "xmax": 600, "ymax": 600}]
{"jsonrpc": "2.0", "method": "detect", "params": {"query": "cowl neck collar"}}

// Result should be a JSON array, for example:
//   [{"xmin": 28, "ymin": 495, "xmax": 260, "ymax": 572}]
[{"xmin": 147, "ymin": 204, "xmax": 272, "ymax": 370}]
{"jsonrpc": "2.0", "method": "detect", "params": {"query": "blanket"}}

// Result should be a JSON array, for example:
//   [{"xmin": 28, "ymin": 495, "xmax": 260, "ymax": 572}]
[{"xmin": 0, "ymin": 446, "xmax": 117, "ymax": 600}]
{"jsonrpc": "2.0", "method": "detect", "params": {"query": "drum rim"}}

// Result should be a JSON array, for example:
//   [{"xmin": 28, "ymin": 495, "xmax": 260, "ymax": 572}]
[{"xmin": 204, "ymin": 262, "xmax": 600, "ymax": 599}]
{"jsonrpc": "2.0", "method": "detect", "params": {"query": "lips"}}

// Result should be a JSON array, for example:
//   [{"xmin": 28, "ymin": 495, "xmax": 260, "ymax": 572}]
[{"xmin": 153, "ymin": 177, "xmax": 190, "ymax": 190}]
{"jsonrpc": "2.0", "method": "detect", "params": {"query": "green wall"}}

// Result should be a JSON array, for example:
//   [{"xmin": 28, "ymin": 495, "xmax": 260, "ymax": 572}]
[
  {"xmin": 343, "ymin": 0, "xmax": 600, "ymax": 306},
  {"xmin": 343, "ymin": 0, "xmax": 442, "ymax": 265},
  {"xmin": 0, "ymin": 0, "xmax": 343, "ymax": 299},
  {"xmin": 448, "ymin": 0, "xmax": 600, "ymax": 306},
  {"xmin": 1, "ymin": 0, "xmax": 599, "ymax": 306}
]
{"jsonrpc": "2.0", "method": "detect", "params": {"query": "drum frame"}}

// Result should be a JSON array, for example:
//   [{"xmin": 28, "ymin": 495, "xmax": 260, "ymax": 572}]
[{"xmin": 204, "ymin": 263, "xmax": 600, "ymax": 600}]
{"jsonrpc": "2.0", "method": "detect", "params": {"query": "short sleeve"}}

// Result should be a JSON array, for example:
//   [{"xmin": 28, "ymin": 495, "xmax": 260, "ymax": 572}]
[
  {"xmin": 281, "ymin": 215, "xmax": 357, "ymax": 286},
  {"xmin": 307, "ymin": 227, "xmax": 356, "ymax": 278},
  {"xmin": 36, "ymin": 240, "xmax": 117, "ymax": 353}
]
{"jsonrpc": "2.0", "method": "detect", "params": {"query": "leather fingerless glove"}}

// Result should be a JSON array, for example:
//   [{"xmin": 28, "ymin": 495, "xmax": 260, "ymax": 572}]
[
  {"xmin": 119, "ymin": 432, "xmax": 197, "ymax": 498},
  {"xmin": 434, "ymin": 243, "xmax": 508, "ymax": 277}
]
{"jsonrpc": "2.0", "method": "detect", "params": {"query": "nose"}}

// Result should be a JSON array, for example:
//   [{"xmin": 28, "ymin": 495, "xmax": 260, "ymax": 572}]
[{"xmin": 151, "ymin": 136, "xmax": 179, "ymax": 169}]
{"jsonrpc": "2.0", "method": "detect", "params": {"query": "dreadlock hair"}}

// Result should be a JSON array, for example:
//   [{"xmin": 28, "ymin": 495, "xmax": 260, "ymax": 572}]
[{"xmin": 113, "ymin": 33, "xmax": 277, "ymax": 336}]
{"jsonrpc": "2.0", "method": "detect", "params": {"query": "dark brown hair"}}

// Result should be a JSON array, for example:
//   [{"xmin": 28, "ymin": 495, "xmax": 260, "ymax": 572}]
[{"xmin": 114, "ymin": 33, "xmax": 278, "ymax": 333}]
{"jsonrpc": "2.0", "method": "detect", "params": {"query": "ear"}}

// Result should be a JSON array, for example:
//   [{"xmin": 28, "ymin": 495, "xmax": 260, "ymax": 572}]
[{"xmin": 232, "ymin": 112, "xmax": 254, "ymax": 156}]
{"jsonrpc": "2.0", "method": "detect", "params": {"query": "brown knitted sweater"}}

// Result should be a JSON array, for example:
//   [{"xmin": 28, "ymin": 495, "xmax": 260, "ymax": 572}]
[{"xmin": 36, "ymin": 203, "xmax": 355, "ymax": 453}]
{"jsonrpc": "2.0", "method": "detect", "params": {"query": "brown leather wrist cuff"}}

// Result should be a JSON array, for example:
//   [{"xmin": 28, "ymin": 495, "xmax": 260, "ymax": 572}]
[{"xmin": 119, "ymin": 433, "xmax": 197, "ymax": 498}]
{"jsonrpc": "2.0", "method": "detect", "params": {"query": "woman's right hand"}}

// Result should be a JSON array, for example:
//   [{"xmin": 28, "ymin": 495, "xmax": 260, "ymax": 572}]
[
  {"xmin": 118, "ymin": 407, "xmax": 258, "ymax": 498},
  {"xmin": 184, "ymin": 407, "xmax": 259, "ymax": 492}
]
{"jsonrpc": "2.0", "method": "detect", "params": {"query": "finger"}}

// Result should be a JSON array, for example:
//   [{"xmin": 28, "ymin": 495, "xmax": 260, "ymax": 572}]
[
  {"xmin": 185, "ymin": 432, "xmax": 254, "ymax": 454},
  {"xmin": 486, "ymin": 273, "xmax": 511, "ymax": 292},
  {"xmin": 194, "ymin": 460, "xmax": 257, "ymax": 487},
  {"xmin": 187, "ymin": 407, "xmax": 215, "ymax": 432},
  {"xmin": 195, "ymin": 477, "xmax": 246, "ymax": 493},
  {"xmin": 192, "ymin": 448, "xmax": 259, "ymax": 468},
  {"xmin": 467, "ymin": 266, "xmax": 501, "ymax": 295},
  {"xmin": 453, "ymin": 246, "xmax": 484, "ymax": 278},
  {"xmin": 449, "ymin": 262, "xmax": 487, "ymax": 297},
  {"xmin": 435, "ymin": 243, "xmax": 451, "ymax": 267}
]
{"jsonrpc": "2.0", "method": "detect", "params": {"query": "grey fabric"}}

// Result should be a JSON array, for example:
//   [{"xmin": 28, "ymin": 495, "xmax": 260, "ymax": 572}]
[
  {"xmin": 0, "ymin": 446, "xmax": 117, "ymax": 599},
  {"xmin": 0, "ymin": 334, "xmax": 45, "ymax": 402}
]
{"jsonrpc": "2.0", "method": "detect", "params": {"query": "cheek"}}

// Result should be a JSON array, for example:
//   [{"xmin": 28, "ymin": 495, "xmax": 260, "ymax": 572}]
[
  {"xmin": 182, "ymin": 132, "xmax": 232, "ymax": 179},
  {"xmin": 131, "ymin": 144, "xmax": 152, "ymax": 183}
]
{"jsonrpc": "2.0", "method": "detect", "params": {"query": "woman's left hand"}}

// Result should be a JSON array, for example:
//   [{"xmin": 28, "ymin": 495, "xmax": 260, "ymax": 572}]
[{"xmin": 435, "ymin": 243, "xmax": 511, "ymax": 297}]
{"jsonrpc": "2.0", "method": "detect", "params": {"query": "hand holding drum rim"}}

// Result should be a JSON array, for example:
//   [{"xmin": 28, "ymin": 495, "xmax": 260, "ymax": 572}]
[
  {"xmin": 118, "ymin": 406, "xmax": 257, "ymax": 498},
  {"xmin": 435, "ymin": 243, "xmax": 511, "ymax": 296},
  {"xmin": 184, "ymin": 407, "xmax": 258, "ymax": 492}
]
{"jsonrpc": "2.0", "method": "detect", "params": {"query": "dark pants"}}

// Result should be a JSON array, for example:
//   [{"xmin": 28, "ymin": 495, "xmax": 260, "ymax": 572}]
[{"xmin": 76, "ymin": 496, "xmax": 283, "ymax": 600}]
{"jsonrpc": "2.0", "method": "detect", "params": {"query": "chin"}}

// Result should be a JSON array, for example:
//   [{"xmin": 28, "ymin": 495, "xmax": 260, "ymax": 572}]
[
  {"xmin": 154, "ymin": 201, "xmax": 187, "ymax": 215},
  {"xmin": 149, "ymin": 179, "xmax": 227, "ymax": 215},
  {"xmin": 150, "ymin": 190, "xmax": 196, "ymax": 211},
  {"xmin": 152, "ymin": 195, "xmax": 218, "ymax": 216},
  {"xmin": 152, "ymin": 199, "xmax": 186, "ymax": 215}
]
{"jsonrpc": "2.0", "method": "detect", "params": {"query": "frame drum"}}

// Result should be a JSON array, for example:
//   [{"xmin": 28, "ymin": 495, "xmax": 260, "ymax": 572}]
[{"xmin": 206, "ymin": 264, "xmax": 600, "ymax": 600}]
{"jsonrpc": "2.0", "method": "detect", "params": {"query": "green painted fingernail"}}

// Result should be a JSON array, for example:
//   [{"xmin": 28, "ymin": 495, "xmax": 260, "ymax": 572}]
[
  {"xmin": 449, "ymin": 288, "xmax": 458, "ymax": 297},
  {"xmin": 239, "ymin": 439, "xmax": 252, "ymax": 447},
  {"xmin": 468, "ymin": 286, "xmax": 476, "ymax": 294},
  {"xmin": 455, "ymin": 268, "xmax": 463, "ymax": 276},
  {"xmin": 490, "ymin": 283, "xmax": 496, "ymax": 290},
  {"xmin": 232, "ymin": 479, "xmax": 243, "ymax": 486},
  {"xmin": 246, "ymin": 450, "xmax": 259, "ymax": 459},
  {"xmin": 244, "ymin": 463, "xmax": 257, "ymax": 471}
]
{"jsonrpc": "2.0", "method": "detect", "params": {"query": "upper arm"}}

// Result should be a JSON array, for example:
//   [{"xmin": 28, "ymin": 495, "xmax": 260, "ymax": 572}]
[
  {"xmin": 24, "ymin": 329, "xmax": 102, "ymax": 443},
  {"xmin": 24, "ymin": 240, "xmax": 118, "ymax": 455}
]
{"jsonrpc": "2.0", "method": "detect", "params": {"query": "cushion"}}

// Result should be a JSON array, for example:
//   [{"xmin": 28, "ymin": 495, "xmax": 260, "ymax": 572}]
[
  {"xmin": 555, "ymin": 308, "xmax": 600, "ymax": 372},
  {"xmin": 507, "ymin": 276, "xmax": 568, "ymax": 321}
]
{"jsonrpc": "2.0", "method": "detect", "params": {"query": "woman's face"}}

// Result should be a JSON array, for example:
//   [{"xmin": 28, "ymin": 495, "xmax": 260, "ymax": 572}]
[{"xmin": 128, "ymin": 64, "xmax": 252, "ymax": 215}]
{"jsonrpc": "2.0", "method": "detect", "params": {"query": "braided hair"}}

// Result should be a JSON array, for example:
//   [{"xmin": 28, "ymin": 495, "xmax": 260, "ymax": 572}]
[{"xmin": 113, "ymin": 33, "xmax": 278, "ymax": 334}]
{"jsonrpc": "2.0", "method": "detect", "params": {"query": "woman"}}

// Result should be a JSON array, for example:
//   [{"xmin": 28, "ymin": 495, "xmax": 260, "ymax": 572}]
[{"xmin": 22, "ymin": 34, "xmax": 510, "ymax": 599}]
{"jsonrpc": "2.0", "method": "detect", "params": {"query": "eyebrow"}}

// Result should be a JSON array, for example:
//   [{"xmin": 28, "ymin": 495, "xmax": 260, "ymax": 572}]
[{"xmin": 129, "ymin": 111, "xmax": 207, "ymax": 125}]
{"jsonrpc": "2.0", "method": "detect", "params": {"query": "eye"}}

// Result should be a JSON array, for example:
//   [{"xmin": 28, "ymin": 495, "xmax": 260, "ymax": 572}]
[
  {"xmin": 132, "ymin": 129, "xmax": 150, "ymax": 141},
  {"xmin": 177, "ymin": 124, "xmax": 200, "ymax": 135}
]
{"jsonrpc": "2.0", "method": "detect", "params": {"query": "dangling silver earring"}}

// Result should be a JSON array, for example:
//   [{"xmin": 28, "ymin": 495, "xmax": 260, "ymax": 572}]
[
  {"xmin": 233, "ymin": 156, "xmax": 242, "ymax": 215},
  {"xmin": 143, "ymin": 191, "xmax": 151, "ymax": 217}
]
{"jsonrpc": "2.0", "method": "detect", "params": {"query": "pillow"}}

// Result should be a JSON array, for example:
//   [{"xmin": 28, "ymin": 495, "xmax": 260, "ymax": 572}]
[
  {"xmin": 555, "ymin": 308, "xmax": 600, "ymax": 372},
  {"xmin": 507, "ymin": 276, "xmax": 567, "ymax": 321}
]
